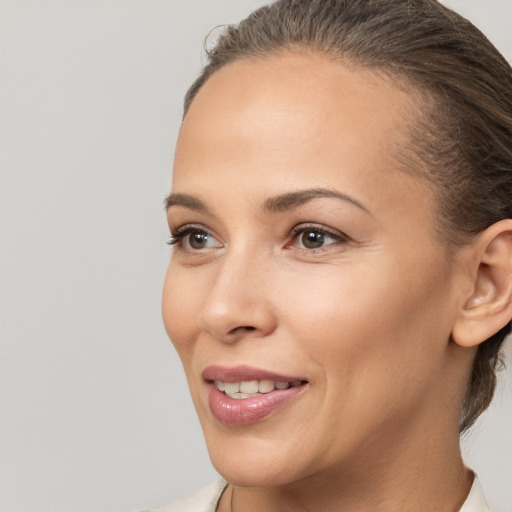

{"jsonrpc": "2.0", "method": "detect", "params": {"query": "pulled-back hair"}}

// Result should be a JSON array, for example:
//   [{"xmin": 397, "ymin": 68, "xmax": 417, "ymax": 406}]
[{"xmin": 183, "ymin": 0, "xmax": 512, "ymax": 432}]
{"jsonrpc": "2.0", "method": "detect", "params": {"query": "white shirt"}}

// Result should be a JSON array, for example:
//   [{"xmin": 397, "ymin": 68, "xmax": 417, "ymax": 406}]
[
  {"xmin": 148, "ymin": 476, "xmax": 491, "ymax": 512},
  {"xmin": 460, "ymin": 477, "xmax": 491, "ymax": 512}
]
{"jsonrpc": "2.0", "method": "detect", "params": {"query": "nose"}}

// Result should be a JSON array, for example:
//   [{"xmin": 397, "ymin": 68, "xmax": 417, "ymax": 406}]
[{"xmin": 198, "ymin": 251, "xmax": 278, "ymax": 344}]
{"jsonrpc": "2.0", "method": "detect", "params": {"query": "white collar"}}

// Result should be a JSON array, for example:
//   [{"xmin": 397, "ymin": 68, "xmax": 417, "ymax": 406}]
[
  {"xmin": 460, "ymin": 476, "xmax": 491, "ymax": 512},
  {"xmin": 210, "ymin": 477, "xmax": 490, "ymax": 511}
]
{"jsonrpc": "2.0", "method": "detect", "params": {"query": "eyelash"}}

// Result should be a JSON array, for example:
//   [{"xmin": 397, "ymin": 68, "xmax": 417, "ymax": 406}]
[
  {"xmin": 166, "ymin": 224, "xmax": 349, "ymax": 251},
  {"xmin": 166, "ymin": 225, "xmax": 210, "ymax": 246}
]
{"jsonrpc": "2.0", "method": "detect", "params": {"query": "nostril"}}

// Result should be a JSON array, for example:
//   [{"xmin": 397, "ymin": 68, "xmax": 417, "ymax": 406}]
[{"xmin": 228, "ymin": 325, "xmax": 256, "ymax": 335}]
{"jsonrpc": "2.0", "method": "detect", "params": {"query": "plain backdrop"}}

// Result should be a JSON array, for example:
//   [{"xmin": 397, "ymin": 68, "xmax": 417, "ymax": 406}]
[{"xmin": 0, "ymin": 1, "xmax": 511, "ymax": 511}]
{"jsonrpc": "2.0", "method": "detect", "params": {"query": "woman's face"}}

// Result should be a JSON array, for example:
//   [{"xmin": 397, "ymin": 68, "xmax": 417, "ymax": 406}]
[{"xmin": 163, "ymin": 54, "xmax": 467, "ymax": 487}]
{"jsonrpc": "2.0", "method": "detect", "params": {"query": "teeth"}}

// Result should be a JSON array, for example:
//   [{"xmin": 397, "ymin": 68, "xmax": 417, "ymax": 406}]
[
  {"xmin": 214, "ymin": 378, "xmax": 296, "ymax": 397},
  {"xmin": 224, "ymin": 382, "xmax": 240, "ymax": 394},
  {"xmin": 258, "ymin": 379, "xmax": 274, "ymax": 393},
  {"xmin": 239, "ymin": 380, "xmax": 259, "ymax": 393},
  {"xmin": 233, "ymin": 392, "xmax": 258, "ymax": 399}
]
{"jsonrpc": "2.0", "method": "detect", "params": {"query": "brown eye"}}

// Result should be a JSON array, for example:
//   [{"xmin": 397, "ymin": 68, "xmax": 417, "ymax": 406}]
[
  {"xmin": 300, "ymin": 230, "xmax": 325, "ymax": 249},
  {"xmin": 188, "ymin": 232, "xmax": 211, "ymax": 249},
  {"xmin": 168, "ymin": 227, "xmax": 222, "ymax": 250},
  {"xmin": 289, "ymin": 225, "xmax": 348, "ymax": 252},
  {"xmin": 183, "ymin": 230, "xmax": 222, "ymax": 250}
]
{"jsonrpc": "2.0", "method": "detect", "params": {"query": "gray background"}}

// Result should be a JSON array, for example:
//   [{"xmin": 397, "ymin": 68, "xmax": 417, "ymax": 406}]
[{"xmin": 0, "ymin": 1, "xmax": 510, "ymax": 511}]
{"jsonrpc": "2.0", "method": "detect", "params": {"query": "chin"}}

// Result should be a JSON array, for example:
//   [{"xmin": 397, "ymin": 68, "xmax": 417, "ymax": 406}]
[
  {"xmin": 212, "ymin": 458, "xmax": 300, "ymax": 488},
  {"xmin": 204, "ymin": 430, "xmax": 310, "ymax": 488}
]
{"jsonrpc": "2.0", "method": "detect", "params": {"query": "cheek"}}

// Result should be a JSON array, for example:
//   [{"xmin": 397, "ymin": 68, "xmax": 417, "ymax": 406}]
[
  {"xmin": 275, "ymin": 252, "xmax": 455, "ymax": 396},
  {"xmin": 162, "ymin": 263, "xmax": 202, "ymax": 363}
]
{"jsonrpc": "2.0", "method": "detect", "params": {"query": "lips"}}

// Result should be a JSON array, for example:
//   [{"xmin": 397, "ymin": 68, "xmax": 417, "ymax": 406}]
[{"xmin": 203, "ymin": 365, "xmax": 308, "ymax": 425}]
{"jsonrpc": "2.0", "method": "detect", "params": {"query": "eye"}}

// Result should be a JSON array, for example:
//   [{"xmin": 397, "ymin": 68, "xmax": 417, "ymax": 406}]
[
  {"xmin": 167, "ymin": 226, "xmax": 222, "ymax": 250},
  {"xmin": 289, "ymin": 225, "xmax": 347, "ymax": 251},
  {"xmin": 298, "ymin": 230, "xmax": 330, "ymax": 249}
]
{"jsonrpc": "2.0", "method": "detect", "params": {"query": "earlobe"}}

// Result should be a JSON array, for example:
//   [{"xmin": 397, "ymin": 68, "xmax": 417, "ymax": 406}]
[{"xmin": 452, "ymin": 220, "xmax": 512, "ymax": 348}]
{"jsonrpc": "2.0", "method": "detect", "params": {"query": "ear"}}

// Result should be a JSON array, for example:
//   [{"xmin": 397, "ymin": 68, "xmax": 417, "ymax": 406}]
[{"xmin": 452, "ymin": 219, "xmax": 512, "ymax": 348}]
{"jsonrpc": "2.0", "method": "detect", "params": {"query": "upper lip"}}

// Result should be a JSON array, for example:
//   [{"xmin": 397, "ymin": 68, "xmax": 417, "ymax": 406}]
[{"xmin": 202, "ymin": 365, "xmax": 307, "ymax": 383}]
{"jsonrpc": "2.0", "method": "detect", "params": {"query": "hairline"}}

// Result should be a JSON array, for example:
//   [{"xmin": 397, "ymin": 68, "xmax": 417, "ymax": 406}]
[{"xmin": 183, "ymin": 47, "xmax": 458, "ymax": 248}]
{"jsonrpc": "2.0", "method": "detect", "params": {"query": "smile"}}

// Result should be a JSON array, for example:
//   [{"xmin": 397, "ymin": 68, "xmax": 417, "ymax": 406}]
[
  {"xmin": 203, "ymin": 366, "xmax": 309, "ymax": 425},
  {"xmin": 214, "ymin": 379, "xmax": 304, "ymax": 399}
]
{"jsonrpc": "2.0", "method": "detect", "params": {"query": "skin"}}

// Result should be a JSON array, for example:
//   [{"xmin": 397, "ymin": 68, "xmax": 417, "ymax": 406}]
[{"xmin": 162, "ymin": 53, "xmax": 480, "ymax": 511}]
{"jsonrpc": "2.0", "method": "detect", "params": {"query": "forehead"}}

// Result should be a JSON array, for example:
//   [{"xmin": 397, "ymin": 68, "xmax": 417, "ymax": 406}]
[
  {"xmin": 186, "ymin": 53, "xmax": 418, "ymax": 128},
  {"xmin": 173, "ymin": 53, "xmax": 433, "ymax": 225},
  {"xmin": 176, "ymin": 53, "xmax": 422, "ymax": 173}
]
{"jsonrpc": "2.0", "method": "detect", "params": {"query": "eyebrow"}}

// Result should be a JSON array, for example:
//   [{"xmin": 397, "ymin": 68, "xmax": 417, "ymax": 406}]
[
  {"xmin": 262, "ymin": 188, "xmax": 369, "ymax": 214},
  {"xmin": 164, "ymin": 193, "xmax": 210, "ymax": 213},
  {"xmin": 164, "ymin": 188, "xmax": 369, "ymax": 215}
]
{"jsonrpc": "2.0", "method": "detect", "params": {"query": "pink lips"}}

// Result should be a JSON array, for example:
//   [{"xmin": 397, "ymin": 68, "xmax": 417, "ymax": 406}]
[{"xmin": 203, "ymin": 365, "xmax": 308, "ymax": 426}]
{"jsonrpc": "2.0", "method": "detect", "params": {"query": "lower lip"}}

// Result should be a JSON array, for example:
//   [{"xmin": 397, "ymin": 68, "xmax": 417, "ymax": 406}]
[{"xmin": 207, "ymin": 383, "xmax": 307, "ymax": 425}]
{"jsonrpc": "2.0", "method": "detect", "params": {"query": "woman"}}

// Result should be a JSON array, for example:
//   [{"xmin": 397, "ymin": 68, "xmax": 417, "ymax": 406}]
[{"xmin": 159, "ymin": 0, "xmax": 512, "ymax": 510}]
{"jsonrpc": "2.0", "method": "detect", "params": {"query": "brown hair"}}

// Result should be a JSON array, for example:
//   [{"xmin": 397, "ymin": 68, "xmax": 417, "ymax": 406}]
[{"xmin": 183, "ymin": 0, "xmax": 512, "ymax": 432}]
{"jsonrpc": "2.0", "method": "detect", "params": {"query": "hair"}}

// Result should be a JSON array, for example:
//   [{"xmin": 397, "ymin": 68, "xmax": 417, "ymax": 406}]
[{"xmin": 182, "ymin": 0, "xmax": 512, "ymax": 432}]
